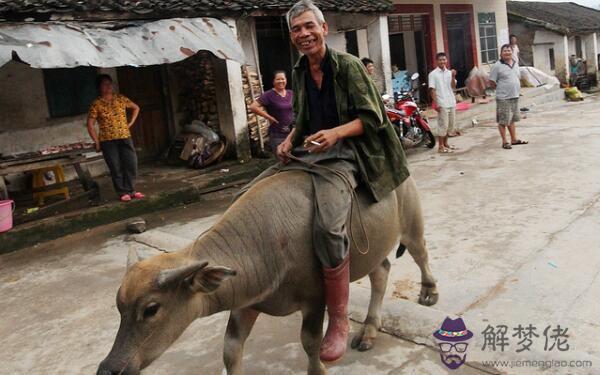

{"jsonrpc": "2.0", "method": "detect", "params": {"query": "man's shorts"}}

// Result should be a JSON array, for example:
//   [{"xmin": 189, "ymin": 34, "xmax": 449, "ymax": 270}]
[
  {"xmin": 436, "ymin": 107, "xmax": 456, "ymax": 136},
  {"xmin": 496, "ymin": 98, "xmax": 521, "ymax": 126}
]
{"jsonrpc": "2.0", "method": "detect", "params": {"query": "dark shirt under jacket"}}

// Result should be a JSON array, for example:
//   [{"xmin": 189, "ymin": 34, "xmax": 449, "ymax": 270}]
[{"xmin": 305, "ymin": 49, "xmax": 340, "ymax": 136}]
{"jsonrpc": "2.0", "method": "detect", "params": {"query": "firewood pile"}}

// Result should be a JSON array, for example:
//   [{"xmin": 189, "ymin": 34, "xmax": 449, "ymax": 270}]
[
  {"xmin": 172, "ymin": 51, "xmax": 220, "ymax": 133},
  {"xmin": 242, "ymin": 65, "xmax": 270, "ymax": 151}
]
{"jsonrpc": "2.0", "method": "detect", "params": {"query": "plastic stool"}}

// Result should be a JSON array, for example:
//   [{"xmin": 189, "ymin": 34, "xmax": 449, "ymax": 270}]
[{"xmin": 32, "ymin": 165, "xmax": 70, "ymax": 206}]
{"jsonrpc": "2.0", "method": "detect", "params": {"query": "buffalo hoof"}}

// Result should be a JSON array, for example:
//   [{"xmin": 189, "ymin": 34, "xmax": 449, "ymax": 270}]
[
  {"xmin": 308, "ymin": 362, "xmax": 327, "ymax": 375},
  {"xmin": 418, "ymin": 285, "xmax": 439, "ymax": 306},
  {"xmin": 350, "ymin": 327, "xmax": 375, "ymax": 352}
]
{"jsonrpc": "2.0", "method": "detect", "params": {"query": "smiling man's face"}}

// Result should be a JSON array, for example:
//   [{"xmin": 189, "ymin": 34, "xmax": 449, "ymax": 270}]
[{"xmin": 289, "ymin": 10, "xmax": 328, "ymax": 57}]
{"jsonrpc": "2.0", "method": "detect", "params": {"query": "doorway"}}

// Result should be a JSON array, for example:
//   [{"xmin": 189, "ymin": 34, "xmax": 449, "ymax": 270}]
[
  {"xmin": 255, "ymin": 17, "xmax": 297, "ymax": 90},
  {"xmin": 117, "ymin": 66, "xmax": 170, "ymax": 161},
  {"xmin": 445, "ymin": 13, "xmax": 474, "ymax": 87},
  {"xmin": 388, "ymin": 12, "xmax": 433, "ymax": 102}
]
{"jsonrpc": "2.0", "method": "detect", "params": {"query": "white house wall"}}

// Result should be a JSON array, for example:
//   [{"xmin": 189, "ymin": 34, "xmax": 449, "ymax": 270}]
[
  {"xmin": 532, "ymin": 43, "xmax": 554, "ymax": 74},
  {"xmin": 393, "ymin": 0, "xmax": 509, "ymax": 68},
  {"xmin": 584, "ymin": 33, "xmax": 598, "ymax": 76},
  {"xmin": 357, "ymin": 29, "xmax": 369, "ymax": 57},
  {"xmin": 236, "ymin": 18, "xmax": 260, "ymax": 71},
  {"xmin": 533, "ymin": 29, "xmax": 570, "ymax": 82},
  {"xmin": 403, "ymin": 31, "xmax": 419, "ymax": 74}
]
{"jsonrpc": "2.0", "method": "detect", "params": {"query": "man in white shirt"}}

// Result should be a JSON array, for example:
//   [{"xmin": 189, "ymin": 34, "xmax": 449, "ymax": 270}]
[
  {"xmin": 428, "ymin": 52, "xmax": 458, "ymax": 153},
  {"xmin": 510, "ymin": 35, "xmax": 520, "ymax": 64}
]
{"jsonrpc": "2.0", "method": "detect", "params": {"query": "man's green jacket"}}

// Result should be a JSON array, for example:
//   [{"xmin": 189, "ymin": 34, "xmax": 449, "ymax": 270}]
[{"xmin": 291, "ymin": 48, "xmax": 410, "ymax": 202}]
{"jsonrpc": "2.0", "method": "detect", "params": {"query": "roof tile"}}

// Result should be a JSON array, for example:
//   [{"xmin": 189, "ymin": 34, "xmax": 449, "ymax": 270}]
[{"xmin": 0, "ymin": 0, "xmax": 393, "ymax": 19}]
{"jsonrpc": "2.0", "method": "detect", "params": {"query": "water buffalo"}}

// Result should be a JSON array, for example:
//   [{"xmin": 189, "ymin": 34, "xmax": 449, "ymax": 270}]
[{"xmin": 97, "ymin": 171, "xmax": 438, "ymax": 375}]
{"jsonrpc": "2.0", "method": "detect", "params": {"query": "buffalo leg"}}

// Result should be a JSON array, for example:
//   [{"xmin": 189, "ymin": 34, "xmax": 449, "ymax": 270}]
[
  {"xmin": 351, "ymin": 258, "xmax": 390, "ymax": 351},
  {"xmin": 301, "ymin": 304, "xmax": 327, "ymax": 375},
  {"xmin": 404, "ymin": 236, "xmax": 439, "ymax": 306},
  {"xmin": 223, "ymin": 308, "xmax": 259, "ymax": 375}
]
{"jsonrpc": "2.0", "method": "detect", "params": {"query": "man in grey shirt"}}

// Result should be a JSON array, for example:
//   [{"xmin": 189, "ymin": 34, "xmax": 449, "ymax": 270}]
[{"xmin": 490, "ymin": 44, "xmax": 528, "ymax": 149}]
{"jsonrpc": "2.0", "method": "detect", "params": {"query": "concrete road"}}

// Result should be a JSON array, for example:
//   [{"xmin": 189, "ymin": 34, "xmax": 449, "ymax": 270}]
[{"xmin": 1, "ymin": 96, "xmax": 599, "ymax": 374}]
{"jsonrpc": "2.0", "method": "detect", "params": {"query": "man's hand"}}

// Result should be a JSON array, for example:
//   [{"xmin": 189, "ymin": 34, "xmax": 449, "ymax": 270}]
[
  {"xmin": 304, "ymin": 129, "xmax": 340, "ymax": 153},
  {"xmin": 276, "ymin": 138, "xmax": 292, "ymax": 164},
  {"xmin": 95, "ymin": 142, "xmax": 101, "ymax": 153},
  {"xmin": 268, "ymin": 116, "xmax": 280, "ymax": 125}
]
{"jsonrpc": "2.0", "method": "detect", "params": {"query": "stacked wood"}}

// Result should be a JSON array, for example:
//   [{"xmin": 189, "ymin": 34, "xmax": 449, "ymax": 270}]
[
  {"xmin": 172, "ymin": 51, "xmax": 220, "ymax": 134},
  {"xmin": 242, "ymin": 65, "xmax": 269, "ymax": 151}
]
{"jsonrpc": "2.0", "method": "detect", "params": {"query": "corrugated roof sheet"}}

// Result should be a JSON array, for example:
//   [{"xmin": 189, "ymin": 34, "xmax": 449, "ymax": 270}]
[
  {"xmin": 507, "ymin": 1, "xmax": 600, "ymax": 34},
  {"xmin": 0, "ymin": 0, "xmax": 393, "ymax": 20},
  {"xmin": 0, "ymin": 18, "xmax": 245, "ymax": 68}
]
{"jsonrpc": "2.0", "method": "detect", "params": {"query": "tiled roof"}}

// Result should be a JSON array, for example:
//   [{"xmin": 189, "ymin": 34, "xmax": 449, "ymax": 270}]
[
  {"xmin": 0, "ymin": 0, "xmax": 393, "ymax": 20},
  {"xmin": 507, "ymin": 1, "xmax": 600, "ymax": 34}
]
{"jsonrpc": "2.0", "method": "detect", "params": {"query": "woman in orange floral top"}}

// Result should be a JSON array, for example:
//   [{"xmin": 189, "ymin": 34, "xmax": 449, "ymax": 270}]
[{"xmin": 87, "ymin": 74, "xmax": 143, "ymax": 202}]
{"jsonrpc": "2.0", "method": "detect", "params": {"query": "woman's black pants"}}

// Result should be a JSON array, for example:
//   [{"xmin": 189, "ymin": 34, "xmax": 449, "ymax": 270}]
[{"xmin": 100, "ymin": 138, "xmax": 138, "ymax": 196}]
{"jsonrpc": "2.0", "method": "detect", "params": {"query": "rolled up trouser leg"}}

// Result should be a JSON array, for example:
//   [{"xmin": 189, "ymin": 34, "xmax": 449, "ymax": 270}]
[
  {"xmin": 311, "ymin": 160, "xmax": 357, "ymax": 268},
  {"xmin": 310, "ymin": 160, "xmax": 357, "ymax": 363}
]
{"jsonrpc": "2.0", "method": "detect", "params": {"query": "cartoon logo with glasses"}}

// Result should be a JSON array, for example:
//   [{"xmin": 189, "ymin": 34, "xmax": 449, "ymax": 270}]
[{"xmin": 433, "ymin": 317, "xmax": 474, "ymax": 370}]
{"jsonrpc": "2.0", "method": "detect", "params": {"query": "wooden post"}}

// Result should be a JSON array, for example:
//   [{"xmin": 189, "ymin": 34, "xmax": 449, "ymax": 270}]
[
  {"xmin": 0, "ymin": 176, "xmax": 8, "ymax": 200},
  {"xmin": 243, "ymin": 65, "xmax": 265, "ymax": 152}
]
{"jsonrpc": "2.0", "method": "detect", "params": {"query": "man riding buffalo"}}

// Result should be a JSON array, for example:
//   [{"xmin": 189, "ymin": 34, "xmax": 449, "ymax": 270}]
[{"xmin": 240, "ymin": 0, "xmax": 410, "ymax": 363}]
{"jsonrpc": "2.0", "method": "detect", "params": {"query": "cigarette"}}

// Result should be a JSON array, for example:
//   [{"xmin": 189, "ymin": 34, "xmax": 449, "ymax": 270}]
[{"xmin": 309, "ymin": 140, "xmax": 321, "ymax": 146}]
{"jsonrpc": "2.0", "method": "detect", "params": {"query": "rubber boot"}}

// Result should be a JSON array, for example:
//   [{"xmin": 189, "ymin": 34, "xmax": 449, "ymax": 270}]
[{"xmin": 319, "ymin": 256, "xmax": 350, "ymax": 363}]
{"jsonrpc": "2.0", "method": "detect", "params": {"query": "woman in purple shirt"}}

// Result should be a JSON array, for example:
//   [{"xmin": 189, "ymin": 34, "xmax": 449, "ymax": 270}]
[{"xmin": 249, "ymin": 70, "xmax": 294, "ymax": 150}]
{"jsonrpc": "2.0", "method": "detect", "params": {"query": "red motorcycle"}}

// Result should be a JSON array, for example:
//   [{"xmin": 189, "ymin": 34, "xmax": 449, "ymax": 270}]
[{"xmin": 384, "ymin": 73, "xmax": 435, "ymax": 149}]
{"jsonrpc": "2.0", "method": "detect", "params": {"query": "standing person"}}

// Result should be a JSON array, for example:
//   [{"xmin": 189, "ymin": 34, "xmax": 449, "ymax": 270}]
[
  {"xmin": 249, "ymin": 71, "xmax": 294, "ymax": 150},
  {"xmin": 428, "ymin": 52, "xmax": 459, "ymax": 154},
  {"xmin": 490, "ymin": 44, "xmax": 528, "ymax": 149},
  {"xmin": 238, "ymin": 0, "xmax": 409, "ymax": 363},
  {"xmin": 87, "ymin": 74, "xmax": 143, "ymax": 202},
  {"xmin": 510, "ymin": 34, "xmax": 520, "ymax": 64}
]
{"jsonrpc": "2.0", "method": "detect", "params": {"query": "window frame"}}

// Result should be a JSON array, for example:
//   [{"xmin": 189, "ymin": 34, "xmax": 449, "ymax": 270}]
[
  {"xmin": 478, "ymin": 12, "xmax": 498, "ymax": 64},
  {"xmin": 43, "ymin": 66, "xmax": 98, "ymax": 119}
]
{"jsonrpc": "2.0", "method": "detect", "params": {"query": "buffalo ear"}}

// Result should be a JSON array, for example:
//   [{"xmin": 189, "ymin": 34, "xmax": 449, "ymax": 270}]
[
  {"xmin": 188, "ymin": 265, "xmax": 237, "ymax": 293},
  {"xmin": 126, "ymin": 248, "xmax": 143, "ymax": 271},
  {"xmin": 156, "ymin": 261, "xmax": 236, "ymax": 293}
]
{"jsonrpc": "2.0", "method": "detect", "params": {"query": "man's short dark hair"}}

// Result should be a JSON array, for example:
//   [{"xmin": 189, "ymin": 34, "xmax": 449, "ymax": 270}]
[
  {"xmin": 500, "ymin": 43, "xmax": 512, "ymax": 52},
  {"xmin": 95, "ymin": 74, "xmax": 113, "ymax": 90},
  {"xmin": 510, "ymin": 34, "xmax": 517, "ymax": 40},
  {"xmin": 436, "ymin": 52, "xmax": 447, "ymax": 60},
  {"xmin": 361, "ymin": 57, "xmax": 374, "ymax": 66}
]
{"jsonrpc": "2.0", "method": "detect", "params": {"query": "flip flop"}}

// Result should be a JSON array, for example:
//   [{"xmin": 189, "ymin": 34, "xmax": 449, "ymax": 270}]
[
  {"xmin": 438, "ymin": 149, "xmax": 454, "ymax": 154},
  {"xmin": 511, "ymin": 140, "xmax": 529, "ymax": 145},
  {"xmin": 446, "ymin": 145, "xmax": 459, "ymax": 150},
  {"xmin": 502, "ymin": 143, "xmax": 512, "ymax": 149}
]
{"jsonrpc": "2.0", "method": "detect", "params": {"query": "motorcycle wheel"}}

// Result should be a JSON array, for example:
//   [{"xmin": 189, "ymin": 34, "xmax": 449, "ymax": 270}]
[{"xmin": 425, "ymin": 130, "xmax": 436, "ymax": 148}]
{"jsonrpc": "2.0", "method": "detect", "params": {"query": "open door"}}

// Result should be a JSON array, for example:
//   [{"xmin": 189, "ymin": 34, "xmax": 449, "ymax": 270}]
[
  {"xmin": 445, "ymin": 13, "xmax": 475, "ymax": 88},
  {"xmin": 117, "ymin": 66, "xmax": 170, "ymax": 161},
  {"xmin": 255, "ymin": 17, "xmax": 296, "ymax": 90}
]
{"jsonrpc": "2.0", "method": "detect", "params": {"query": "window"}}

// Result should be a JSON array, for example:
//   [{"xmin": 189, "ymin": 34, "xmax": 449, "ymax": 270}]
[
  {"xmin": 388, "ymin": 15, "xmax": 424, "ymax": 34},
  {"xmin": 478, "ymin": 13, "xmax": 498, "ymax": 64},
  {"xmin": 549, "ymin": 48, "xmax": 556, "ymax": 70},
  {"xmin": 43, "ymin": 67, "xmax": 98, "ymax": 118},
  {"xmin": 345, "ymin": 31, "xmax": 359, "ymax": 57}
]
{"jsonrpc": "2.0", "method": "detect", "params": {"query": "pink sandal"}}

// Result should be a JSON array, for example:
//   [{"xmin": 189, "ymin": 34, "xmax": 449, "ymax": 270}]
[
  {"xmin": 131, "ymin": 192, "xmax": 145, "ymax": 199},
  {"xmin": 120, "ymin": 194, "xmax": 132, "ymax": 202}
]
